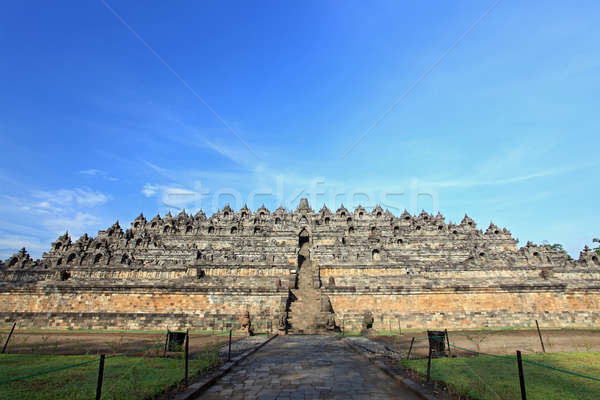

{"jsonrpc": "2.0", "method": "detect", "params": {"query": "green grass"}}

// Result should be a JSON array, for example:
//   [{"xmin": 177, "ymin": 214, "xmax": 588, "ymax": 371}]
[
  {"xmin": 0, "ymin": 327, "xmax": 276, "ymax": 336},
  {"xmin": 401, "ymin": 352, "xmax": 600, "ymax": 400},
  {"xmin": 0, "ymin": 328, "xmax": 169, "ymax": 334},
  {"xmin": 0, "ymin": 328, "xmax": 237, "ymax": 335},
  {"xmin": 0, "ymin": 349, "xmax": 219, "ymax": 399}
]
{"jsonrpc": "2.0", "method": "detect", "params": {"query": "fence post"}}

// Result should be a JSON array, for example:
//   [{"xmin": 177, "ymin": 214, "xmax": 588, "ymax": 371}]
[
  {"xmin": 535, "ymin": 320, "xmax": 545, "ymax": 353},
  {"xmin": 184, "ymin": 329, "xmax": 189, "ymax": 385},
  {"xmin": 228, "ymin": 329, "xmax": 232, "ymax": 362},
  {"xmin": 1, "ymin": 322, "xmax": 16, "ymax": 354},
  {"xmin": 95, "ymin": 354, "xmax": 105, "ymax": 400},
  {"xmin": 407, "ymin": 337, "xmax": 415, "ymax": 360},
  {"xmin": 516, "ymin": 350, "xmax": 527, "ymax": 400},
  {"xmin": 163, "ymin": 328, "xmax": 169, "ymax": 358},
  {"xmin": 445, "ymin": 329, "xmax": 451, "ymax": 357},
  {"xmin": 426, "ymin": 346, "xmax": 432, "ymax": 383}
]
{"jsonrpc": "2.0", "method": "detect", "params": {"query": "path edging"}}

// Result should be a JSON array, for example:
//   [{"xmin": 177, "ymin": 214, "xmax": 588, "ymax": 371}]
[
  {"xmin": 174, "ymin": 334, "xmax": 279, "ymax": 400},
  {"xmin": 342, "ymin": 337, "xmax": 437, "ymax": 400}
]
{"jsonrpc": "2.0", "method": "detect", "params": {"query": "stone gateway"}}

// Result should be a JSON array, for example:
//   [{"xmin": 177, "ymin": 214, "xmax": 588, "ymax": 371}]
[{"xmin": 1, "ymin": 198, "xmax": 599, "ymax": 332}]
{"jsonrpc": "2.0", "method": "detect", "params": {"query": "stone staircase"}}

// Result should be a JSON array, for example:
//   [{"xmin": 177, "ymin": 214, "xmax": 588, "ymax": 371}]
[{"xmin": 287, "ymin": 242, "xmax": 324, "ymax": 334}]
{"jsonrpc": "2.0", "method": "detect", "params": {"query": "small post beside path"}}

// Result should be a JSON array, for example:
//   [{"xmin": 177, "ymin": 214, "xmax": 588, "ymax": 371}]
[
  {"xmin": 184, "ymin": 329, "xmax": 189, "ymax": 385},
  {"xmin": 163, "ymin": 327, "xmax": 170, "ymax": 358},
  {"xmin": 96, "ymin": 354, "xmax": 105, "ymax": 400},
  {"xmin": 426, "ymin": 346, "xmax": 433, "ymax": 383},
  {"xmin": 516, "ymin": 350, "xmax": 527, "ymax": 400},
  {"xmin": 228, "ymin": 329, "xmax": 232, "ymax": 362},
  {"xmin": 406, "ymin": 337, "xmax": 415, "ymax": 360},
  {"xmin": 535, "ymin": 320, "xmax": 545, "ymax": 353},
  {"xmin": 445, "ymin": 329, "xmax": 451, "ymax": 357},
  {"xmin": 1, "ymin": 322, "xmax": 16, "ymax": 354}
]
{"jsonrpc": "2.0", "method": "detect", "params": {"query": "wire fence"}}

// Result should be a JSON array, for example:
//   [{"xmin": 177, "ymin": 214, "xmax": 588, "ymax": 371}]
[
  {"xmin": 0, "ymin": 329, "xmax": 226, "ymax": 400},
  {"xmin": 393, "ymin": 326, "xmax": 600, "ymax": 400}
]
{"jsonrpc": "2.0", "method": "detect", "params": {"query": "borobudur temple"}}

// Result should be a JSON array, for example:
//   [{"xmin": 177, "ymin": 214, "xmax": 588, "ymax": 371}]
[{"xmin": 1, "ymin": 198, "xmax": 599, "ymax": 333}]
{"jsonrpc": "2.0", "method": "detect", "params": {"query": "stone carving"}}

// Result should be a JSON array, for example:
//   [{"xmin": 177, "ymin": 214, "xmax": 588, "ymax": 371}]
[
  {"xmin": 278, "ymin": 312, "xmax": 288, "ymax": 332},
  {"xmin": 325, "ymin": 313, "xmax": 336, "ymax": 331},
  {"xmin": 361, "ymin": 311, "xmax": 374, "ymax": 335},
  {"xmin": 239, "ymin": 311, "xmax": 254, "ymax": 336}
]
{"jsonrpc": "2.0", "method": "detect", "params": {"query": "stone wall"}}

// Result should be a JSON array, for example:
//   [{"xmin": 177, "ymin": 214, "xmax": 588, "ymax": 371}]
[
  {"xmin": 326, "ymin": 290, "xmax": 600, "ymax": 332},
  {"xmin": 0, "ymin": 290, "xmax": 284, "ymax": 331}
]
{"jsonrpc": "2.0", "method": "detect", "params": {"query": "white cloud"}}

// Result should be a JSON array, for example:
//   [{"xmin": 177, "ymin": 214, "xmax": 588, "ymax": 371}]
[
  {"xmin": 142, "ymin": 183, "xmax": 199, "ymax": 210},
  {"xmin": 142, "ymin": 183, "xmax": 159, "ymax": 197},
  {"xmin": 32, "ymin": 188, "xmax": 110, "ymax": 208},
  {"xmin": 79, "ymin": 169, "xmax": 119, "ymax": 181},
  {"xmin": 0, "ymin": 187, "xmax": 113, "ymax": 259},
  {"xmin": 42, "ymin": 212, "xmax": 103, "ymax": 237},
  {"xmin": 0, "ymin": 234, "xmax": 48, "ymax": 259},
  {"xmin": 423, "ymin": 163, "xmax": 596, "ymax": 189},
  {"xmin": 80, "ymin": 169, "xmax": 103, "ymax": 176},
  {"xmin": 160, "ymin": 187, "xmax": 198, "ymax": 209},
  {"xmin": 143, "ymin": 160, "xmax": 176, "ymax": 179}
]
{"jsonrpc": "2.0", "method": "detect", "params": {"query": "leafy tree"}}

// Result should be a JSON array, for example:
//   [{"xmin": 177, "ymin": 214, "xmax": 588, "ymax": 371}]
[{"xmin": 593, "ymin": 238, "xmax": 600, "ymax": 255}]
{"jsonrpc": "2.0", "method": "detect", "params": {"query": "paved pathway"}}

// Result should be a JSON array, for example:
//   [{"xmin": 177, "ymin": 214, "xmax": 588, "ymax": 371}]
[
  {"xmin": 218, "ymin": 336, "xmax": 269, "ymax": 360},
  {"xmin": 197, "ymin": 335, "xmax": 421, "ymax": 400}
]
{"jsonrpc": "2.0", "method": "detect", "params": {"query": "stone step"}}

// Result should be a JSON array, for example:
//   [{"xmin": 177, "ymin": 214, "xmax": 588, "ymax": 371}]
[
  {"xmin": 289, "ymin": 299, "xmax": 321, "ymax": 305},
  {"xmin": 287, "ymin": 313, "xmax": 320, "ymax": 319},
  {"xmin": 286, "ymin": 327, "xmax": 334, "ymax": 335},
  {"xmin": 290, "ymin": 293, "xmax": 319, "ymax": 297},
  {"xmin": 286, "ymin": 246, "xmax": 328, "ymax": 335},
  {"xmin": 288, "ymin": 309, "xmax": 320, "ymax": 315}
]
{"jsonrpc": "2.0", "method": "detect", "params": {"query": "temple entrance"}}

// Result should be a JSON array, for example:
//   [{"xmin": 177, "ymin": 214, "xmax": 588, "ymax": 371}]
[
  {"xmin": 286, "ymin": 228, "xmax": 324, "ymax": 333},
  {"xmin": 298, "ymin": 228, "xmax": 309, "ymax": 248},
  {"xmin": 297, "ymin": 228, "xmax": 310, "ymax": 281}
]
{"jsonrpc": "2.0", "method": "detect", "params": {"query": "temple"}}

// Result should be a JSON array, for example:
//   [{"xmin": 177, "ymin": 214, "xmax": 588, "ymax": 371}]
[{"xmin": 1, "ymin": 198, "xmax": 599, "ymax": 333}]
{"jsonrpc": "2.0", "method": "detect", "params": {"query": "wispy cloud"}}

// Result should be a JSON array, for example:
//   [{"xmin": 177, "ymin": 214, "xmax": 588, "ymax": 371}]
[
  {"xmin": 79, "ymin": 169, "xmax": 119, "ymax": 181},
  {"xmin": 32, "ymin": 188, "xmax": 111, "ymax": 208},
  {"xmin": 42, "ymin": 212, "xmax": 103, "ymax": 236},
  {"xmin": 0, "ymin": 187, "xmax": 113, "ymax": 259},
  {"xmin": 100, "ymin": 0, "xmax": 260, "ymax": 160},
  {"xmin": 80, "ymin": 169, "xmax": 103, "ymax": 176},
  {"xmin": 424, "ymin": 163, "xmax": 594, "ymax": 189},
  {"xmin": 142, "ymin": 160, "xmax": 177, "ymax": 180},
  {"xmin": 0, "ymin": 233, "xmax": 48, "ymax": 259},
  {"xmin": 142, "ymin": 183, "xmax": 159, "ymax": 197}
]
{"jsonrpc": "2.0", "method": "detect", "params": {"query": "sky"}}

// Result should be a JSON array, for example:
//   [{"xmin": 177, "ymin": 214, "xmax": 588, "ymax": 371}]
[{"xmin": 0, "ymin": 1, "xmax": 599, "ymax": 259}]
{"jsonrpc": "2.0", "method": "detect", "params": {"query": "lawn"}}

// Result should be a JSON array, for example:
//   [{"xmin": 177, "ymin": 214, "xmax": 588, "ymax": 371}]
[
  {"xmin": 400, "ymin": 352, "xmax": 600, "ymax": 400},
  {"xmin": 0, "ymin": 348, "xmax": 219, "ymax": 399}
]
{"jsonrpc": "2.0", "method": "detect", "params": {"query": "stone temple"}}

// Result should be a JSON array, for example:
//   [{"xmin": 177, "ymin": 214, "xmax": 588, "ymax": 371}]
[{"xmin": 1, "ymin": 198, "xmax": 599, "ymax": 333}]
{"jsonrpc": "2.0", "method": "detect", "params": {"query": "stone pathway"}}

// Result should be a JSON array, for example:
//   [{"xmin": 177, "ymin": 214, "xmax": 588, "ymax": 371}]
[
  {"xmin": 197, "ymin": 335, "xmax": 421, "ymax": 400},
  {"xmin": 218, "ymin": 336, "xmax": 270, "ymax": 360}
]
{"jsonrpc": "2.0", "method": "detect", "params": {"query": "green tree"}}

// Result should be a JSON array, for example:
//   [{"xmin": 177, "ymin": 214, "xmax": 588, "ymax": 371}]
[{"xmin": 593, "ymin": 238, "xmax": 600, "ymax": 255}]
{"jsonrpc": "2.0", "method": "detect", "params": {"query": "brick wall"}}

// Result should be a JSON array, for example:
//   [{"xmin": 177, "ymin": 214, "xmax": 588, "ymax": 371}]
[
  {"xmin": 0, "ymin": 290, "xmax": 283, "ymax": 331},
  {"xmin": 327, "ymin": 290, "xmax": 600, "ymax": 331}
]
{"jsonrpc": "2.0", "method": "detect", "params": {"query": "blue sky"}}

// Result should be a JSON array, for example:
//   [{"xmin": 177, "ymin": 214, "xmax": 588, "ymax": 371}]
[{"xmin": 1, "ymin": 1, "xmax": 599, "ymax": 259}]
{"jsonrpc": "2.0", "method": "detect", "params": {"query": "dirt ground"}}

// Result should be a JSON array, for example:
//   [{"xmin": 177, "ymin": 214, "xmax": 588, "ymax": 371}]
[
  {"xmin": 0, "ymin": 330, "xmax": 240, "ymax": 356},
  {"xmin": 373, "ymin": 329, "xmax": 600, "ymax": 358},
  {"xmin": 3, "ymin": 327, "xmax": 598, "ymax": 359}
]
